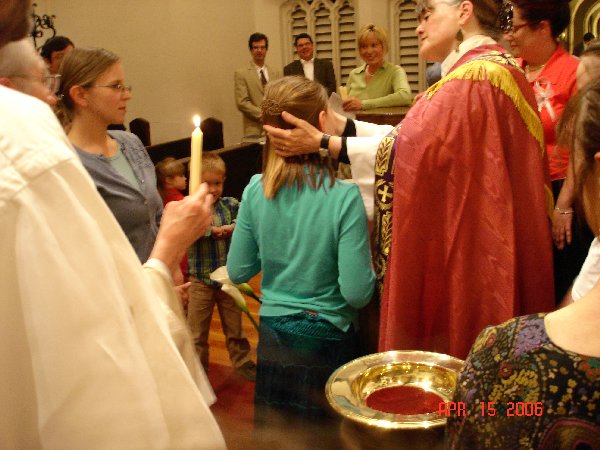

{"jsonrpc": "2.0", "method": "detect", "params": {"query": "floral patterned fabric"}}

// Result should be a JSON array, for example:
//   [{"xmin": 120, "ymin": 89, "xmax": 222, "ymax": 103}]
[{"xmin": 447, "ymin": 314, "xmax": 600, "ymax": 449}]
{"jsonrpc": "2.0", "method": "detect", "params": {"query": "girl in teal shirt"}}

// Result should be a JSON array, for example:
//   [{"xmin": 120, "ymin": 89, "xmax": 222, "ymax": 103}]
[{"xmin": 227, "ymin": 76, "xmax": 375, "ymax": 425}]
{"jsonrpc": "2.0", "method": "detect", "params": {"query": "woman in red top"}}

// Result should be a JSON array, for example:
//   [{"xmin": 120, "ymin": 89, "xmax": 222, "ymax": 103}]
[{"xmin": 504, "ymin": 0, "xmax": 593, "ymax": 304}]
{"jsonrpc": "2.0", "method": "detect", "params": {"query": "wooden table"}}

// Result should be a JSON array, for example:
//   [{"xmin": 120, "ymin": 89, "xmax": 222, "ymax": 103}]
[{"xmin": 356, "ymin": 106, "xmax": 410, "ymax": 126}]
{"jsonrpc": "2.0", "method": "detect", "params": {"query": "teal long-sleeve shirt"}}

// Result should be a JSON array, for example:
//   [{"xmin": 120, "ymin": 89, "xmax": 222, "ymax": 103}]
[
  {"xmin": 346, "ymin": 61, "xmax": 412, "ymax": 109},
  {"xmin": 227, "ymin": 174, "xmax": 375, "ymax": 331}
]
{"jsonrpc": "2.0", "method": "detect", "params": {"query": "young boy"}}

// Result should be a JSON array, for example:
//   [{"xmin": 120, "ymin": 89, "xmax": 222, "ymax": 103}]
[{"xmin": 187, "ymin": 153, "xmax": 255, "ymax": 381}]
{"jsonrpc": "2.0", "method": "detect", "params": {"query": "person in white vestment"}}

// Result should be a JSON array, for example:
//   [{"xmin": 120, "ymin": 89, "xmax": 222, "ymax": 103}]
[
  {"xmin": 0, "ymin": 38, "xmax": 58, "ymax": 106},
  {"xmin": 0, "ymin": 1, "xmax": 226, "ymax": 448}
]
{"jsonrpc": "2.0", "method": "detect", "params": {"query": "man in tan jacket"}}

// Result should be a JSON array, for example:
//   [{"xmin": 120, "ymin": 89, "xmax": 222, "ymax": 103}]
[{"xmin": 234, "ymin": 32, "xmax": 281, "ymax": 137}]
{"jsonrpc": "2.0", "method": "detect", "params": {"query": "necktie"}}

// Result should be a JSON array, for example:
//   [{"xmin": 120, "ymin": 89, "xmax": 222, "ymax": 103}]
[{"xmin": 260, "ymin": 69, "xmax": 267, "ymax": 86}]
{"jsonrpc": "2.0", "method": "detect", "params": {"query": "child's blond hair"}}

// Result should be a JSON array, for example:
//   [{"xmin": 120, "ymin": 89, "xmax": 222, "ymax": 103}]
[{"xmin": 202, "ymin": 152, "xmax": 226, "ymax": 176}]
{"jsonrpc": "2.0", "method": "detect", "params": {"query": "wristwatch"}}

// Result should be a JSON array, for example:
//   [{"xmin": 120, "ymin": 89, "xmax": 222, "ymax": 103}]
[{"xmin": 319, "ymin": 133, "xmax": 331, "ymax": 158}]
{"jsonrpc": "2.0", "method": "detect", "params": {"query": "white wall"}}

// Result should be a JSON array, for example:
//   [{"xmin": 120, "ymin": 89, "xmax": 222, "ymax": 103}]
[{"xmin": 41, "ymin": 0, "xmax": 386, "ymax": 145}]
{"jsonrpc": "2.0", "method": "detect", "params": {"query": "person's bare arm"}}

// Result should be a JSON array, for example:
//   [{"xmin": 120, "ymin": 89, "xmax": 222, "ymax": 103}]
[{"xmin": 553, "ymin": 157, "xmax": 576, "ymax": 250}]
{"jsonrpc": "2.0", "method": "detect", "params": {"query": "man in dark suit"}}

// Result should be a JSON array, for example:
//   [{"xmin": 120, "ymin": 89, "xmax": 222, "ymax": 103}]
[{"xmin": 283, "ymin": 33, "xmax": 336, "ymax": 96}]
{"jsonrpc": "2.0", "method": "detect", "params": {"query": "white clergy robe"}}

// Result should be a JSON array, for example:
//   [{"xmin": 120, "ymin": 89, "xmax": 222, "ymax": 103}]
[{"xmin": 0, "ymin": 86, "xmax": 225, "ymax": 449}]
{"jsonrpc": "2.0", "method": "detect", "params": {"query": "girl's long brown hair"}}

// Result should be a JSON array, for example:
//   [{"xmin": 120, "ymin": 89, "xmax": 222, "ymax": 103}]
[{"xmin": 260, "ymin": 76, "xmax": 335, "ymax": 199}]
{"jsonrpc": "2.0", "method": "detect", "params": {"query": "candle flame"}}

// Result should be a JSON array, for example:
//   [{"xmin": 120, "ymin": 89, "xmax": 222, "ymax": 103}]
[{"xmin": 193, "ymin": 115, "xmax": 201, "ymax": 127}]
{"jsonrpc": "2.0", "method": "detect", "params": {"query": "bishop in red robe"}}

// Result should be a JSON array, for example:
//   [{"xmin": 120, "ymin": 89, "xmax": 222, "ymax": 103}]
[{"xmin": 378, "ymin": 45, "xmax": 555, "ymax": 360}]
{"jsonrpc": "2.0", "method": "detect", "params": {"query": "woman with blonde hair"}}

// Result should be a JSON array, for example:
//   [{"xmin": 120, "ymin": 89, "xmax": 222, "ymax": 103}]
[
  {"xmin": 227, "ymin": 76, "xmax": 374, "ymax": 425},
  {"xmin": 343, "ymin": 23, "xmax": 412, "ymax": 111},
  {"xmin": 56, "ymin": 47, "xmax": 163, "ymax": 263}
]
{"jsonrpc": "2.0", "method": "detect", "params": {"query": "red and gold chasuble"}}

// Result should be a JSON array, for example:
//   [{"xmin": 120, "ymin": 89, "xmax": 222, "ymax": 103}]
[{"xmin": 377, "ymin": 45, "xmax": 555, "ymax": 360}]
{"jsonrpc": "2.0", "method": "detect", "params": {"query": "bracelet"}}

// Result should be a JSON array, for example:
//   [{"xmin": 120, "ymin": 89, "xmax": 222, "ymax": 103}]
[
  {"xmin": 554, "ymin": 207, "xmax": 574, "ymax": 215},
  {"xmin": 320, "ymin": 133, "xmax": 331, "ymax": 151}
]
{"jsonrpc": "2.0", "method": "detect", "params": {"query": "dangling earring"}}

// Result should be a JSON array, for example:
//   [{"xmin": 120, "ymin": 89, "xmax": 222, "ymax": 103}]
[{"xmin": 455, "ymin": 30, "xmax": 463, "ymax": 51}]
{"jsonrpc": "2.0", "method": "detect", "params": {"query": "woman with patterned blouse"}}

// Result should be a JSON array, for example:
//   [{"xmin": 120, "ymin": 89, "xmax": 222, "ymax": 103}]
[{"xmin": 447, "ymin": 81, "xmax": 600, "ymax": 449}]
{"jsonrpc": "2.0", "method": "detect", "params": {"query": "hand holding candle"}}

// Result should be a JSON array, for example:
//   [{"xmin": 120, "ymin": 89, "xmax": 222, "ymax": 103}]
[{"xmin": 189, "ymin": 115, "xmax": 203, "ymax": 195}]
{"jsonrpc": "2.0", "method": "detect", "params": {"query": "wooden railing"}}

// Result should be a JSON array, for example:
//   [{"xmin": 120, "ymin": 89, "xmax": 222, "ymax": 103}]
[{"xmin": 356, "ymin": 106, "xmax": 410, "ymax": 127}]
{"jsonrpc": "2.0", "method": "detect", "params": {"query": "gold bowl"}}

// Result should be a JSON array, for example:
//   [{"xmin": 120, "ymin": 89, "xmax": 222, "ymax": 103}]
[{"xmin": 326, "ymin": 350, "xmax": 464, "ymax": 431}]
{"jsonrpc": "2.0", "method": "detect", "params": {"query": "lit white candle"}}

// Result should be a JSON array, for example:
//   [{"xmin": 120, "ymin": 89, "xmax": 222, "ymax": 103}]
[{"xmin": 189, "ymin": 115, "xmax": 203, "ymax": 194}]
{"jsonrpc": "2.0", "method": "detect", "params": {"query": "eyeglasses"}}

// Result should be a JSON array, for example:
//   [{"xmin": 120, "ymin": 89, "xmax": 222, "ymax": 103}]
[
  {"xmin": 11, "ymin": 73, "xmax": 61, "ymax": 94},
  {"xmin": 505, "ymin": 22, "xmax": 530, "ymax": 34},
  {"xmin": 44, "ymin": 74, "xmax": 61, "ymax": 94},
  {"xmin": 89, "ymin": 83, "xmax": 132, "ymax": 94}
]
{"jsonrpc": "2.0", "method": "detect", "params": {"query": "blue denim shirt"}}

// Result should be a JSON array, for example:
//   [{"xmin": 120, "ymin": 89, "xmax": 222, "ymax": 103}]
[{"xmin": 75, "ymin": 131, "xmax": 163, "ymax": 262}]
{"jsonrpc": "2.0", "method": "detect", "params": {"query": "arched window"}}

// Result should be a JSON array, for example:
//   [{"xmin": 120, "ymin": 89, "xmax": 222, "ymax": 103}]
[
  {"xmin": 389, "ymin": 0, "xmax": 425, "ymax": 94},
  {"xmin": 282, "ymin": 0, "xmax": 356, "ymax": 85}
]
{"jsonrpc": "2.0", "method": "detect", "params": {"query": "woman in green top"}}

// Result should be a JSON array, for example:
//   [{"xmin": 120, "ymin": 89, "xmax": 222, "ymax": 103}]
[{"xmin": 343, "ymin": 24, "xmax": 412, "ymax": 111}]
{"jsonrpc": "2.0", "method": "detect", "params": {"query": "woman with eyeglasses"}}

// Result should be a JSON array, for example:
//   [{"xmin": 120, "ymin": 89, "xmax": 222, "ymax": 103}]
[
  {"xmin": 503, "ymin": 0, "xmax": 593, "ymax": 305},
  {"xmin": 56, "ymin": 47, "xmax": 163, "ymax": 264}
]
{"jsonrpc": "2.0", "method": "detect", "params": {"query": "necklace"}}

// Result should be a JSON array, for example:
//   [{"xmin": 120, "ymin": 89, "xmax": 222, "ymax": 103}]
[
  {"xmin": 526, "ymin": 63, "xmax": 546, "ymax": 73},
  {"xmin": 366, "ymin": 65, "xmax": 377, "ymax": 76}
]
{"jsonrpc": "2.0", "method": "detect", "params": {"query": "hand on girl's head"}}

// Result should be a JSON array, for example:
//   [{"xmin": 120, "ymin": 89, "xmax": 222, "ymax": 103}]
[{"xmin": 264, "ymin": 111, "xmax": 322, "ymax": 157}]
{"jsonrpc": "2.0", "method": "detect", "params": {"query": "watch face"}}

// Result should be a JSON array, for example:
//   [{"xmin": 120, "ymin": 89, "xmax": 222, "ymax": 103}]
[{"xmin": 319, "ymin": 147, "xmax": 328, "ymax": 158}]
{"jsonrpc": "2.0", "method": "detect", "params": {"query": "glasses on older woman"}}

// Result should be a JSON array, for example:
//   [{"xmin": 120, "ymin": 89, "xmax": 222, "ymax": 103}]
[
  {"xmin": 44, "ymin": 74, "xmax": 61, "ymax": 94},
  {"xmin": 12, "ymin": 72, "xmax": 61, "ymax": 94}
]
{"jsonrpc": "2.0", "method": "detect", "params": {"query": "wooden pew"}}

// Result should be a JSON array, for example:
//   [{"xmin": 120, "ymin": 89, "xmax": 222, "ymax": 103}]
[{"xmin": 146, "ymin": 139, "xmax": 262, "ymax": 200}]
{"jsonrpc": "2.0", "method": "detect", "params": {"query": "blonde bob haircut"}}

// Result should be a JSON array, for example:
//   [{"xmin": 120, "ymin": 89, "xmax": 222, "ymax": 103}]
[
  {"xmin": 260, "ymin": 76, "xmax": 335, "ymax": 199},
  {"xmin": 357, "ymin": 24, "xmax": 389, "ymax": 54}
]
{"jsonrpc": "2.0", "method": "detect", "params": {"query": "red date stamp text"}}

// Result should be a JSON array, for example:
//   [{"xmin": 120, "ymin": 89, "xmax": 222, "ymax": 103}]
[{"xmin": 438, "ymin": 401, "xmax": 544, "ymax": 417}]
